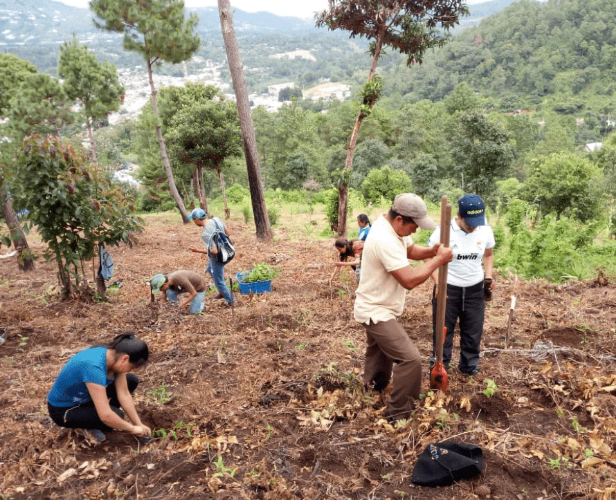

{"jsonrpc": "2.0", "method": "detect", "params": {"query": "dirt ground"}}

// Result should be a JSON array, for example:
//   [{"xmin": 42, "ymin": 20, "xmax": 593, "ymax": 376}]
[{"xmin": 1, "ymin": 214, "xmax": 615, "ymax": 500}]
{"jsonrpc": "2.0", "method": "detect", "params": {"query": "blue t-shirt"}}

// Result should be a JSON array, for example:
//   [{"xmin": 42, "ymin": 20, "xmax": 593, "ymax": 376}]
[
  {"xmin": 47, "ymin": 347, "xmax": 114, "ymax": 407},
  {"xmin": 358, "ymin": 226, "xmax": 371, "ymax": 241}
]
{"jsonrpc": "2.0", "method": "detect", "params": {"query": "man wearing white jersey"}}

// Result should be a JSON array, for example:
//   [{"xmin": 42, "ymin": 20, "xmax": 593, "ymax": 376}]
[
  {"xmin": 354, "ymin": 194, "xmax": 453, "ymax": 422},
  {"xmin": 426, "ymin": 194, "xmax": 495, "ymax": 375}
]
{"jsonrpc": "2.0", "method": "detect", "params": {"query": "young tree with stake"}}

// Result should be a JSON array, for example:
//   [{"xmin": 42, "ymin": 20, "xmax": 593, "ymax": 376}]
[{"xmin": 316, "ymin": 0, "xmax": 468, "ymax": 237}]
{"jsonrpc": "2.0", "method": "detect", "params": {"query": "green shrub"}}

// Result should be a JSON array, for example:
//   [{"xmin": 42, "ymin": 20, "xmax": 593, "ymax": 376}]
[
  {"xmin": 280, "ymin": 190, "xmax": 301, "ymax": 203},
  {"xmin": 139, "ymin": 193, "xmax": 162, "ymax": 213},
  {"xmin": 268, "ymin": 206, "xmax": 280, "ymax": 226},
  {"xmin": 242, "ymin": 206, "xmax": 252, "ymax": 223},
  {"xmin": 161, "ymin": 199, "xmax": 177, "ymax": 211},
  {"xmin": 312, "ymin": 190, "xmax": 331, "ymax": 204},
  {"xmin": 325, "ymin": 189, "xmax": 341, "ymax": 231},
  {"xmin": 360, "ymin": 166, "xmax": 412, "ymax": 204},
  {"xmin": 492, "ymin": 223, "xmax": 506, "ymax": 249},
  {"xmin": 226, "ymin": 184, "xmax": 249, "ymax": 204}
]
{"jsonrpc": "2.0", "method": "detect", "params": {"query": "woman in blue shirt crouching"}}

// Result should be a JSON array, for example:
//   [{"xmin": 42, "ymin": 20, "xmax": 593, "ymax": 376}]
[{"xmin": 47, "ymin": 333, "xmax": 151, "ymax": 442}]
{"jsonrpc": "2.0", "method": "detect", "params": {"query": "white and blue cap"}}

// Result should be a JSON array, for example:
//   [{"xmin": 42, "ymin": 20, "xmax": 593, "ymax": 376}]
[
  {"xmin": 187, "ymin": 208, "xmax": 207, "ymax": 220},
  {"xmin": 458, "ymin": 194, "xmax": 485, "ymax": 227}
]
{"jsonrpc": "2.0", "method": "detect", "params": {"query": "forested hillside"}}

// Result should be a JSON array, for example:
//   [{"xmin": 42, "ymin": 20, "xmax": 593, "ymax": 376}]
[
  {"xmin": 0, "ymin": 0, "xmax": 538, "ymax": 92},
  {"xmin": 388, "ymin": 0, "xmax": 616, "ymax": 113}
]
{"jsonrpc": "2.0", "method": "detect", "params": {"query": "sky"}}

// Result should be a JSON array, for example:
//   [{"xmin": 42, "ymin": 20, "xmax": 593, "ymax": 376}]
[{"xmin": 54, "ymin": 0, "xmax": 494, "ymax": 20}]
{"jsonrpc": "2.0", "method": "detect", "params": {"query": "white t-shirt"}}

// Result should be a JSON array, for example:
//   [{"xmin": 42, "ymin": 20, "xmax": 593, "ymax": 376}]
[
  {"xmin": 354, "ymin": 215, "xmax": 414, "ymax": 324},
  {"xmin": 427, "ymin": 219, "xmax": 495, "ymax": 287}
]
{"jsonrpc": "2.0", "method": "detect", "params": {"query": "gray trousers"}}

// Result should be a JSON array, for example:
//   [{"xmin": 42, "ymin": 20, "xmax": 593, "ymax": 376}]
[{"xmin": 363, "ymin": 319, "xmax": 422, "ymax": 421}]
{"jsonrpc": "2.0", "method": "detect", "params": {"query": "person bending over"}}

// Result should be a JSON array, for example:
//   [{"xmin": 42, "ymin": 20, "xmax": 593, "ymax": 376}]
[
  {"xmin": 47, "ymin": 333, "xmax": 151, "ymax": 443},
  {"xmin": 150, "ymin": 270, "xmax": 206, "ymax": 314},
  {"xmin": 332, "ymin": 237, "xmax": 364, "ymax": 283}
]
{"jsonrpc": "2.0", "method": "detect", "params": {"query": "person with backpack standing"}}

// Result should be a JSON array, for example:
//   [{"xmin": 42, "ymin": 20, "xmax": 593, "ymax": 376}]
[
  {"xmin": 188, "ymin": 208, "xmax": 236, "ymax": 306},
  {"xmin": 425, "ymin": 194, "xmax": 495, "ymax": 376}
]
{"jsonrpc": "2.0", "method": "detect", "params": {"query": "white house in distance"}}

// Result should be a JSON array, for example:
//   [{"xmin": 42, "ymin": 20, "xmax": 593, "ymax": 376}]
[{"xmin": 585, "ymin": 142, "xmax": 603, "ymax": 153}]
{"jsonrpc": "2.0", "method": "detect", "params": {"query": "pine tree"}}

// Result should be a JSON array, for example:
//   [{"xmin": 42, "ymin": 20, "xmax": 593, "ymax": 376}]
[
  {"xmin": 218, "ymin": 0, "xmax": 272, "ymax": 241},
  {"xmin": 0, "ymin": 54, "xmax": 37, "ymax": 115},
  {"xmin": 58, "ymin": 36, "xmax": 124, "ymax": 165},
  {"xmin": 0, "ymin": 56, "xmax": 71, "ymax": 272},
  {"xmin": 316, "ymin": 0, "xmax": 468, "ymax": 236},
  {"xmin": 163, "ymin": 84, "xmax": 242, "ymax": 219},
  {"xmin": 90, "ymin": 0, "xmax": 200, "ymax": 223},
  {"xmin": 7, "ymin": 73, "xmax": 74, "ymax": 138}
]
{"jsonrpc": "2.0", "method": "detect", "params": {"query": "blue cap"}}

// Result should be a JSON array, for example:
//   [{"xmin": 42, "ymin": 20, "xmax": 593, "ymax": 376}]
[
  {"xmin": 187, "ymin": 208, "xmax": 207, "ymax": 220},
  {"xmin": 458, "ymin": 194, "xmax": 485, "ymax": 227}
]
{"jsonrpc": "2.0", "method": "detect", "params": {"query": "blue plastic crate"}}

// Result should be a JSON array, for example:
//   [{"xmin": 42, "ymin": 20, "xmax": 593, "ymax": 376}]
[{"xmin": 236, "ymin": 272, "xmax": 272, "ymax": 295}]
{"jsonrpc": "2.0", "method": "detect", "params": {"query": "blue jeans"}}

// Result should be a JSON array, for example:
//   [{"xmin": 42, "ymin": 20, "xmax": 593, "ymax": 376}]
[
  {"xmin": 165, "ymin": 289, "xmax": 206, "ymax": 314},
  {"xmin": 207, "ymin": 257, "xmax": 234, "ymax": 305}
]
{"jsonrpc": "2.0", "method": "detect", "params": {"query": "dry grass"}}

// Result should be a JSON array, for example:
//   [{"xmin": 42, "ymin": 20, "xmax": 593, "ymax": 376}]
[{"xmin": 0, "ymin": 211, "xmax": 615, "ymax": 499}]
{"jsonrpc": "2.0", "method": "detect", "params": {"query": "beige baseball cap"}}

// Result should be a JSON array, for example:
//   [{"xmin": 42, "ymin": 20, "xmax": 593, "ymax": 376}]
[{"xmin": 391, "ymin": 193, "xmax": 436, "ymax": 230}]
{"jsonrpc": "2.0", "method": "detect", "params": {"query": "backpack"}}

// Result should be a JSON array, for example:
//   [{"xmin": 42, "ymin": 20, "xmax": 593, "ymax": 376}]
[
  {"xmin": 97, "ymin": 244, "xmax": 114, "ymax": 281},
  {"xmin": 212, "ymin": 218, "xmax": 235, "ymax": 265},
  {"xmin": 411, "ymin": 442, "xmax": 484, "ymax": 487}
]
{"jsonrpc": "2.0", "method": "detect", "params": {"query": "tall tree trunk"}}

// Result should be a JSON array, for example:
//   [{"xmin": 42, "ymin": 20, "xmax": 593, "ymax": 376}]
[
  {"xmin": 86, "ymin": 118, "xmax": 98, "ymax": 165},
  {"xmin": 337, "ymin": 32, "xmax": 385, "ymax": 237},
  {"xmin": 146, "ymin": 59, "xmax": 189, "ymax": 223},
  {"xmin": 218, "ymin": 0, "xmax": 272, "ymax": 241},
  {"xmin": 196, "ymin": 165, "xmax": 209, "ymax": 215},
  {"xmin": 53, "ymin": 240, "xmax": 71, "ymax": 300},
  {"xmin": 189, "ymin": 176, "xmax": 195, "ymax": 210},
  {"xmin": 216, "ymin": 165, "xmax": 231, "ymax": 219},
  {"xmin": 0, "ymin": 184, "xmax": 34, "ymax": 272}
]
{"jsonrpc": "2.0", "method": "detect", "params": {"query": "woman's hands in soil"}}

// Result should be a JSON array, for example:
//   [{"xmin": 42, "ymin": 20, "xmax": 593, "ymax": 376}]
[{"xmin": 131, "ymin": 425, "xmax": 152, "ymax": 437}]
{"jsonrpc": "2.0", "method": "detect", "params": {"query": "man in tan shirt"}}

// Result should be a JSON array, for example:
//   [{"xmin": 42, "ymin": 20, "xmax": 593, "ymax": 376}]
[{"xmin": 354, "ymin": 193, "xmax": 453, "ymax": 422}]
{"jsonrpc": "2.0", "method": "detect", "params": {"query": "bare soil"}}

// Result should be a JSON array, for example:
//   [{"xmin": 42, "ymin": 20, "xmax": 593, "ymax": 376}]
[{"xmin": 1, "ymin": 215, "xmax": 615, "ymax": 500}]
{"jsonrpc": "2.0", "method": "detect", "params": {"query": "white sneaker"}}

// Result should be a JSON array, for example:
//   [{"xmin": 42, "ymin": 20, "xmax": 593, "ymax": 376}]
[{"xmin": 0, "ymin": 336, "xmax": 4, "ymax": 347}]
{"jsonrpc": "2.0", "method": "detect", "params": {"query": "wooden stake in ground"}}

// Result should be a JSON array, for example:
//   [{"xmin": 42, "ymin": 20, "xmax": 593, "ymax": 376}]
[
  {"xmin": 229, "ymin": 277, "xmax": 235, "ymax": 321},
  {"xmin": 430, "ymin": 196, "xmax": 451, "ymax": 392},
  {"xmin": 505, "ymin": 295, "xmax": 516, "ymax": 349}
]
